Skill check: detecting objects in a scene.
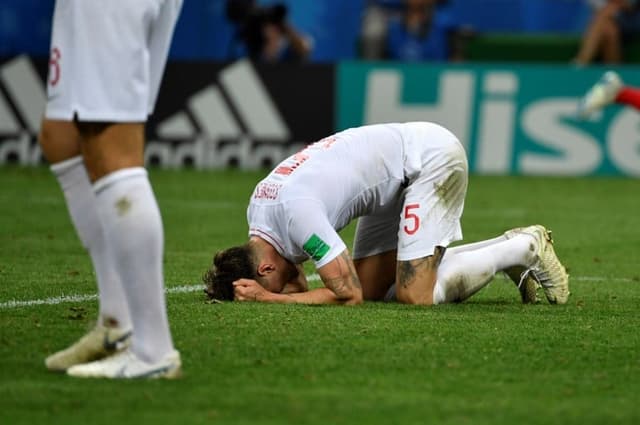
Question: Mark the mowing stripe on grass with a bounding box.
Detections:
[0,274,635,310]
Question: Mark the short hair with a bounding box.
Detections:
[203,244,257,301]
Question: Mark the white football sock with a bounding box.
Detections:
[51,156,131,330]
[447,235,506,254]
[94,167,174,363]
[433,234,537,304]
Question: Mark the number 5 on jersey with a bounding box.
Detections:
[403,204,420,235]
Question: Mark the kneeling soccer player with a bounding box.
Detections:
[204,122,570,306]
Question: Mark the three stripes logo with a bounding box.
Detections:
[147,59,301,169]
[0,57,301,169]
[0,55,46,165]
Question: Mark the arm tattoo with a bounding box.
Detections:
[325,276,351,298]
[343,251,362,289]
[325,252,361,299]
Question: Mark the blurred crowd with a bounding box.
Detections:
[224,0,470,63]
[225,0,312,63]
[359,0,471,62]
[223,0,640,65]
[1,0,640,64]
[575,0,640,65]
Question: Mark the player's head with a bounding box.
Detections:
[203,239,291,301]
[203,244,258,301]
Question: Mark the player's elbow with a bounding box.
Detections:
[346,287,364,305]
[333,285,363,305]
[343,291,363,305]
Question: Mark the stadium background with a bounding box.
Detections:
[1,0,639,176]
[1,3,639,424]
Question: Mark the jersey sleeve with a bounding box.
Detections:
[286,200,347,268]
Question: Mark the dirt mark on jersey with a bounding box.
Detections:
[434,167,466,208]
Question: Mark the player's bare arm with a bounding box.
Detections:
[318,250,363,304]
[395,246,446,305]
[234,250,363,305]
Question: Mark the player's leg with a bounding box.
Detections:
[615,85,640,110]
[78,122,145,179]
[40,120,132,371]
[40,0,133,371]
[75,121,177,371]
[383,231,538,303]
[394,123,468,305]
[352,207,448,303]
[55,0,182,379]
[432,225,569,304]
[395,248,445,305]
[447,232,540,303]
[431,232,539,303]
[579,69,640,117]
[577,71,623,118]
[352,205,401,300]
[446,235,507,254]
[353,250,397,300]
[390,124,554,305]
[39,120,80,163]
[354,216,506,303]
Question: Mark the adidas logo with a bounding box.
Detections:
[147,59,304,169]
[0,57,303,169]
[0,55,46,165]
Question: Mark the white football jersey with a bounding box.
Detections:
[248,122,467,267]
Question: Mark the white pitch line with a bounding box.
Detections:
[0,274,634,310]
[571,276,636,282]
[0,275,322,310]
[0,293,99,309]
[0,286,202,310]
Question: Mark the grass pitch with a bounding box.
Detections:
[1,166,639,425]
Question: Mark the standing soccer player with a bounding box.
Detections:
[40,0,183,379]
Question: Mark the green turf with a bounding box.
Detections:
[1,166,639,425]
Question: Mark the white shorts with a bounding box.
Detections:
[45,0,183,122]
[352,122,468,261]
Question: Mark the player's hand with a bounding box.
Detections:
[233,279,269,302]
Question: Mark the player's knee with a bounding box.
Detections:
[343,287,364,305]
[395,256,440,305]
[38,120,52,146]
[39,119,66,146]
[349,295,364,305]
[39,119,82,163]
